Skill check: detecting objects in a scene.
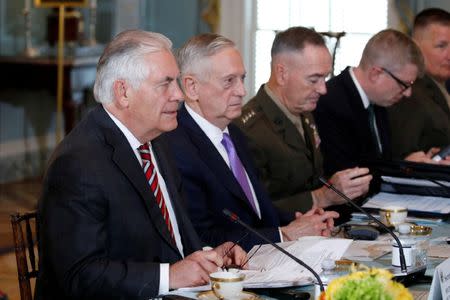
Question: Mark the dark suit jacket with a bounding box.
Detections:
[314,67,392,176]
[36,105,202,300]
[388,74,450,159]
[235,85,323,213]
[164,104,291,251]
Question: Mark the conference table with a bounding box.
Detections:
[170,218,449,299]
[255,219,449,300]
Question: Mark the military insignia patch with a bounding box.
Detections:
[241,109,256,124]
[305,117,321,148]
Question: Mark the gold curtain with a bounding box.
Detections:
[393,0,415,35]
[201,0,220,33]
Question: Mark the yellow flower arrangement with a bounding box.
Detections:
[320,268,412,300]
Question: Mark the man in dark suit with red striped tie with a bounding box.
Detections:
[36,30,246,300]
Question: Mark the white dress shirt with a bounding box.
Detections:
[104,107,183,295]
[349,67,370,109]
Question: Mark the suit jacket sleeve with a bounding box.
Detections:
[315,84,363,174]
[40,154,161,299]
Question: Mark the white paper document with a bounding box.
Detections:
[363,192,450,214]
[428,257,450,300]
[239,237,353,288]
[342,240,391,261]
[177,237,352,292]
[381,176,450,188]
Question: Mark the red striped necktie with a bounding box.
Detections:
[138,143,175,240]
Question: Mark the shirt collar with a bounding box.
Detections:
[264,84,302,125]
[349,67,371,109]
[104,106,143,150]
[185,104,229,146]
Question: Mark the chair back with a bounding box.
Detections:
[10,212,39,300]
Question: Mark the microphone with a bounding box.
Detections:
[222,209,325,292]
[318,177,408,273]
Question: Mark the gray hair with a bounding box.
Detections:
[359,29,425,75]
[93,29,172,104]
[271,26,326,58]
[177,33,236,79]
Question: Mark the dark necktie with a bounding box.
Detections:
[221,133,258,214]
[367,105,383,156]
[138,143,175,240]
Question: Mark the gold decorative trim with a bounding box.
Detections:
[210,274,245,282]
[198,290,260,300]
[34,0,88,8]
[380,207,407,213]
[410,225,432,236]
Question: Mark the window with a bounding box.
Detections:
[253,0,388,94]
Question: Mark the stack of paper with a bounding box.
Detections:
[240,237,353,288]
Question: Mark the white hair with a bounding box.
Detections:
[93,30,173,104]
[177,33,235,80]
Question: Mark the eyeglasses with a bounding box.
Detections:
[239,244,262,269]
[381,67,414,91]
[222,232,263,270]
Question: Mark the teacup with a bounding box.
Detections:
[379,206,407,227]
[210,271,245,299]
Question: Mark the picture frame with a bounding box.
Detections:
[34,0,88,8]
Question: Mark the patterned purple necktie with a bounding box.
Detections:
[221,133,258,213]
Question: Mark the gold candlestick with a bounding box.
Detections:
[23,0,39,57]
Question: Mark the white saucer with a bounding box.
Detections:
[197,290,260,300]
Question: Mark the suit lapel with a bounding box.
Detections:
[96,106,181,255]
[178,105,253,210]
[341,69,375,147]
[150,138,187,253]
[229,125,275,219]
[373,105,391,159]
[424,75,450,116]
[341,68,392,160]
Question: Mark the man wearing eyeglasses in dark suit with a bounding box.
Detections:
[314,29,429,177]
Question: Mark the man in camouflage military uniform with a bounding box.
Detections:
[235,27,372,216]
